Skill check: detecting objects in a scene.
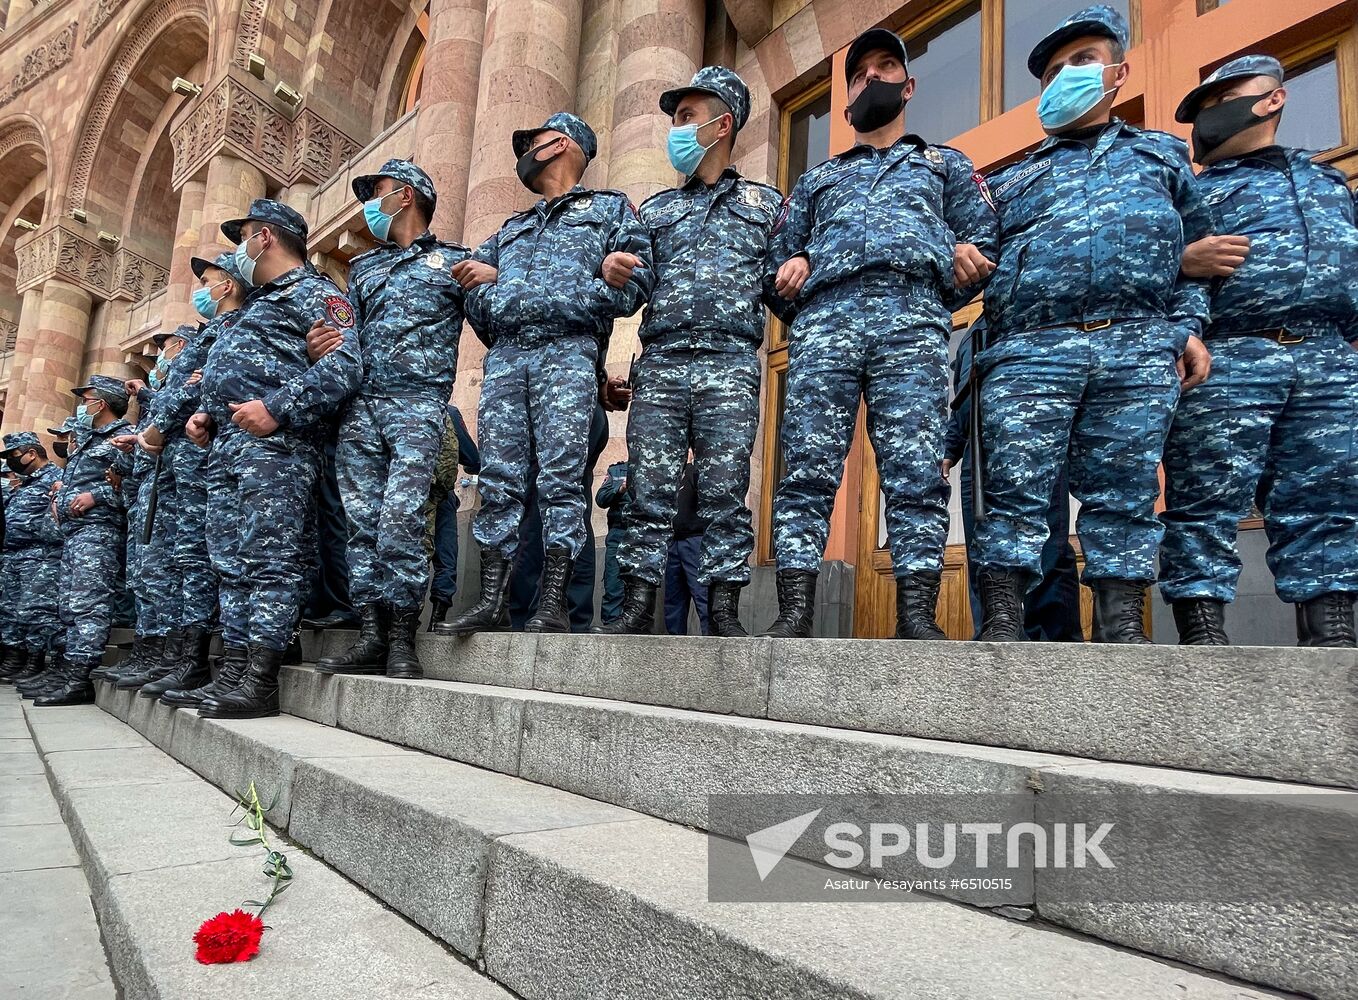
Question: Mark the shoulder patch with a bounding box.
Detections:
[324,295,355,329]
[772,195,792,234]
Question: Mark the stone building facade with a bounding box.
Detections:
[0,0,1352,638]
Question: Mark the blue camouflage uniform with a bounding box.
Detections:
[199,200,363,651]
[338,158,469,612]
[0,434,63,654]
[1160,57,1358,605]
[117,379,180,639]
[766,126,997,577]
[148,297,234,632]
[466,113,654,561]
[54,377,132,667]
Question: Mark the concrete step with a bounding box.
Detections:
[0,690,116,1000]
[95,683,1315,1000]
[19,697,515,1000]
[304,629,1358,790]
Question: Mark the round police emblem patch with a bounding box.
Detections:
[924,147,944,164]
[324,295,355,329]
[573,195,594,212]
[740,186,763,208]
[427,253,446,270]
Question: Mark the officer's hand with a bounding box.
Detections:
[228,400,279,438]
[1177,335,1212,391]
[49,480,62,494]
[185,412,214,448]
[452,260,497,290]
[138,426,165,456]
[1181,235,1251,279]
[124,378,147,395]
[186,369,203,386]
[601,252,643,289]
[775,256,810,300]
[600,376,633,412]
[68,491,95,517]
[941,459,954,479]
[953,244,996,288]
[109,434,138,454]
[306,319,345,362]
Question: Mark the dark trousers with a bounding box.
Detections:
[601,527,624,623]
[663,535,709,636]
[430,492,460,603]
[305,432,356,621]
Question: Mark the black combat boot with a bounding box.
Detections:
[1172,599,1228,646]
[591,577,656,635]
[385,606,423,679]
[199,645,282,720]
[707,581,748,638]
[427,598,451,632]
[140,627,211,699]
[525,547,574,633]
[34,659,97,706]
[116,631,185,689]
[162,645,246,708]
[7,650,44,689]
[761,570,818,638]
[94,634,162,684]
[1091,580,1152,644]
[436,549,512,636]
[1296,593,1356,648]
[17,653,63,698]
[316,604,388,674]
[0,645,29,682]
[975,568,1032,642]
[895,570,947,640]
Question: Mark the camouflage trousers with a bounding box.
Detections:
[0,556,21,646]
[474,336,598,560]
[774,278,951,575]
[11,548,63,652]
[617,348,760,585]
[129,462,180,637]
[59,523,125,666]
[337,394,445,610]
[972,320,1182,583]
[167,436,217,629]
[204,427,319,651]
[1160,333,1358,604]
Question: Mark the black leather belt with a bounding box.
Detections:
[1212,328,1307,344]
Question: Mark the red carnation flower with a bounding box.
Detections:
[193,909,264,964]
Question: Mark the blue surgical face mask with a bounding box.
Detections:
[235,231,263,286]
[76,400,98,429]
[192,284,219,320]
[363,186,408,243]
[148,362,165,390]
[1037,62,1120,131]
[667,115,724,176]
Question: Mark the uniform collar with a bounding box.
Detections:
[90,418,128,439]
[538,184,591,214]
[249,262,312,297]
[682,166,743,192]
[1036,117,1129,158]
[840,133,927,161]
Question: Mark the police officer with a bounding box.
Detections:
[188,200,362,719]
[594,459,630,625]
[0,433,63,685]
[764,28,998,639]
[970,5,1214,644]
[1161,56,1358,648]
[592,67,780,638]
[33,376,132,706]
[427,405,480,629]
[148,252,248,705]
[316,159,469,679]
[439,112,654,635]
[47,416,77,465]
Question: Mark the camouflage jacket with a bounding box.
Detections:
[149,313,232,437]
[983,120,1212,344]
[2,462,62,550]
[54,417,131,532]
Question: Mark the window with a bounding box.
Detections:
[906,2,984,141]
[1277,54,1343,153]
[1003,0,1132,111]
[786,91,832,189]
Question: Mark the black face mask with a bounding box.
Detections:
[5,454,28,474]
[52,441,68,460]
[847,79,908,133]
[1192,93,1281,163]
[516,138,564,192]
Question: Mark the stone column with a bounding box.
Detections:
[17,279,92,436]
[199,153,266,259]
[412,0,488,239]
[5,0,34,31]
[160,179,206,330]
[0,286,43,437]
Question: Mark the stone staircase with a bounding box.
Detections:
[22,632,1358,998]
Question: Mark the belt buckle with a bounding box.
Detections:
[1080,319,1113,333]
[1276,328,1305,345]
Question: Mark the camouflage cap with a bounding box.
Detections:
[845,28,909,83]
[47,416,78,436]
[659,66,752,132]
[1,431,39,455]
[1175,54,1286,123]
[1028,4,1130,79]
[221,198,309,245]
[512,112,598,164]
[352,158,438,212]
[152,323,197,348]
[190,250,245,286]
[71,374,130,408]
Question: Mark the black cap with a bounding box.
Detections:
[845,28,908,83]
